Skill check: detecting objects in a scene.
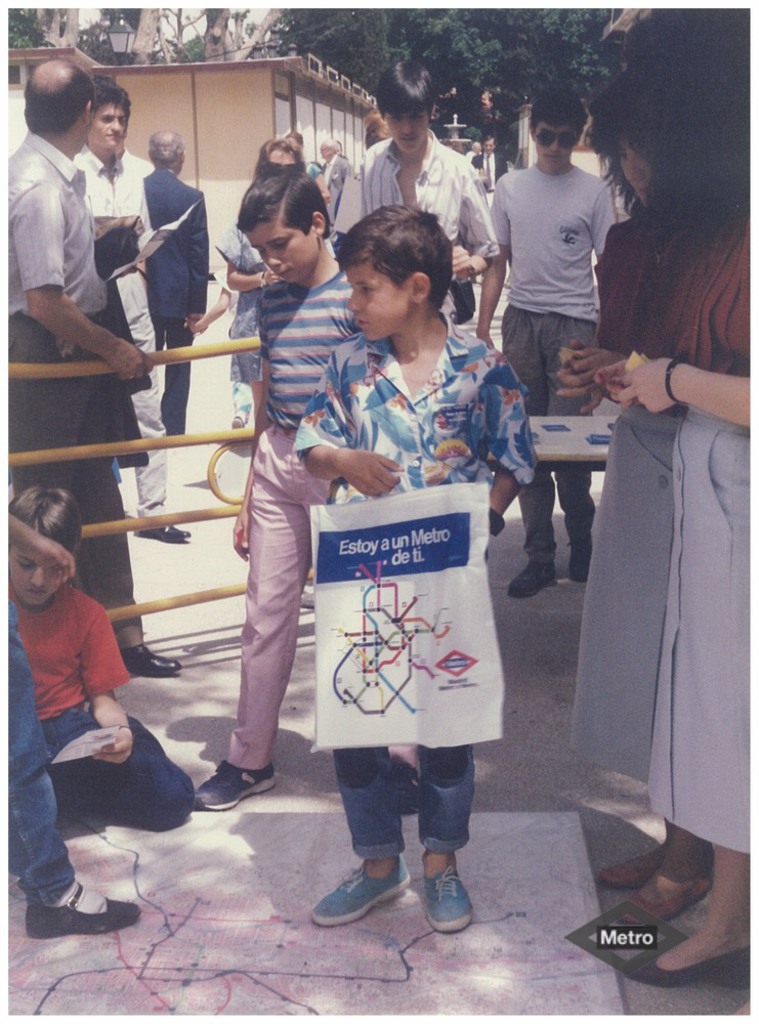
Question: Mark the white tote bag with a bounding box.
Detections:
[311,482,504,750]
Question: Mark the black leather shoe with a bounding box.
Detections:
[26,898,141,939]
[629,947,750,989]
[121,644,181,677]
[507,561,556,598]
[136,526,191,544]
[568,541,592,582]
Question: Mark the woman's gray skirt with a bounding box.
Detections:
[571,405,680,781]
[648,409,749,852]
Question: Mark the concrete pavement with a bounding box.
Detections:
[8,286,749,1016]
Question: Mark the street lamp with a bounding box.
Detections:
[107,16,137,61]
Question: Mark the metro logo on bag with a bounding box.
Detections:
[311,482,505,750]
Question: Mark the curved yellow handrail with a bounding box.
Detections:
[207,441,252,505]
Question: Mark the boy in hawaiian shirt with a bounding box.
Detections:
[296,205,535,933]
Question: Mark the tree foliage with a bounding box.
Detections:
[278,8,390,89]
[9,7,622,136]
[8,8,50,48]
[279,8,621,155]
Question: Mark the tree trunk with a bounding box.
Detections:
[204,8,230,62]
[132,8,161,65]
[236,9,283,61]
[37,8,80,48]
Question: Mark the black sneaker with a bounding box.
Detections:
[568,542,592,583]
[507,561,556,598]
[194,760,275,811]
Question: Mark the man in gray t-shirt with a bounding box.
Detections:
[478,89,616,597]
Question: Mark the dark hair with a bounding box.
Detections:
[530,89,587,137]
[237,169,330,236]
[92,76,131,122]
[376,61,434,118]
[588,9,750,225]
[9,487,82,555]
[338,206,452,309]
[254,136,306,180]
[25,58,94,135]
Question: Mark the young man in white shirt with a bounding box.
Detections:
[77,77,190,549]
[361,61,499,321]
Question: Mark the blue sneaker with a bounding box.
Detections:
[194,760,275,810]
[423,866,473,933]
[312,856,410,926]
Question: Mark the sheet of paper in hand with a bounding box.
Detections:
[108,200,200,279]
[50,726,122,763]
[311,482,504,750]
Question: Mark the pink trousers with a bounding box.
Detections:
[227,426,328,770]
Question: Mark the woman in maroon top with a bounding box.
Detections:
[563,10,749,989]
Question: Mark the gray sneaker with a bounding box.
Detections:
[194,760,275,811]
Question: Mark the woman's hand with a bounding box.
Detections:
[558,348,627,411]
[616,358,675,412]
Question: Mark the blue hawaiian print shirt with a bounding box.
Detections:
[295,319,536,504]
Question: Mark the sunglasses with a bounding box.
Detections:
[535,129,577,149]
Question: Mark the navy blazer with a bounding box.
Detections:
[144,168,209,319]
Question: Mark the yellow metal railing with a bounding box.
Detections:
[10,339,257,620]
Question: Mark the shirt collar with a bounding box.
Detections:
[79,146,124,180]
[386,131,438,182]
[363,314,471,375]
[24,132,80,184]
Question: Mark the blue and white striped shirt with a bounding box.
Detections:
[258,271,357,429]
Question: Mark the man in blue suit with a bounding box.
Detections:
[144,131,209,436]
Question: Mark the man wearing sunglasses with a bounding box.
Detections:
[477,89,616,598]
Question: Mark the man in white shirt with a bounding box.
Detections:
[9,59,180,677]
[361,61,499,321]
[478,89,617,597]
[466,140,482,165]
[77,78,190,546]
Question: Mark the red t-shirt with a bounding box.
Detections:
[11,582,129,721]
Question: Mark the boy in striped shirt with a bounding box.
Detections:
[195,170,356,811]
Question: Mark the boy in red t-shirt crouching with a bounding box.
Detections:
[9,486,194,833]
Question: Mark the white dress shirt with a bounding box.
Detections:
[9,133,106,316]
[361,133,498,261]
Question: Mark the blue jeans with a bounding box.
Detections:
[334,746,474,859]
[43,710,195,833]
[8,603,75,906]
